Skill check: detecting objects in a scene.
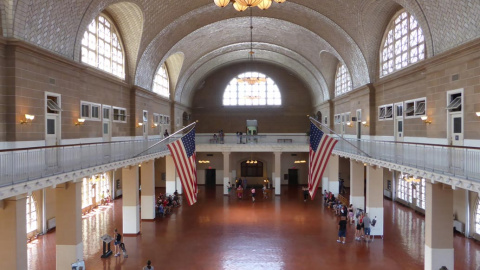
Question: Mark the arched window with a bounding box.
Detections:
[153,64,170,98]
[81,14,125,79]
[380,10,425,77]
[26,195,38,233]
[335,63,352,97]
[223,72,281,106]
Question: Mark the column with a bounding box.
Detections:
[425,183,453,270]
[327,154,339,196]
[350,160,365,210]
[166,155,176,194]
[0,195,27,270]
[274,152,282,195]
[56,182,83,269]
[175,175,183,194]
[141,160,155,220]
[223,151,230,195]
[122,166,140,234]
[366,165,383,237]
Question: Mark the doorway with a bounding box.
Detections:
[288,169,298,186]
[205,169,216,188]
[394,103,403,142]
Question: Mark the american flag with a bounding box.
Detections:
[308,121,338,200]
[167,127,198,205]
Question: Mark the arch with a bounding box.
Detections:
[165,52,185,97]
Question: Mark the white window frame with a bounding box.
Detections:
[46,93,62,115]
[26,195,38,234]
[378,104,393,121]
[80,101,101,121]
[404,97,426,119]
[153,113,160,125]
[344,112,351,123]
[113,106,127,123]
[143,110,148,123]
[356,109,362,122]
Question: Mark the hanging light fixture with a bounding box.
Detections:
[214,0,231,7]
[236,9,267,87]
[214,0,286,11]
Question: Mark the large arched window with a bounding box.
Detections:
[81,14,125,79]
[26,195,38,233]
[380,10,425,77]
[223,72,281,106]
[153,64,170,98]
[335,63,352,97]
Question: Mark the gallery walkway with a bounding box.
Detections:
[28,186,480,269]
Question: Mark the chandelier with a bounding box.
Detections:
[246,160,258,164]
[403,174,421,183]
[214,0,287,11]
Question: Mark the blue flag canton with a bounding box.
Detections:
[310,122,324,152]
[181,128,196,158]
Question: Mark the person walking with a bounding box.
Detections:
[337,216,347,244]
[143,260,154,270]
[251,187,256,203]
[302,186,309,202]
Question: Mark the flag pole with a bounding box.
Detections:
[133,121,197,158]
[308,116,371,158]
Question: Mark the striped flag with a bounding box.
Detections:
[308,121,338,200]
[167,126,198,205]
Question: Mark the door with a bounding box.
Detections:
[45,115,60,169]
[102,105,112,142]
[288,169,298,186]
[394,103,403,141]
[449,113,463,146]
[205,169,216,188]
[356,110,362,139]
[142,110,148,140]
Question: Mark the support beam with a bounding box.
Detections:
[223,152,230,195]
[366,165,383,237]
[141,160,155,220]
[56,182,83,270]
[122,166,140,235]
[327,155,339,196]
[0,195,27,270]
[350,160,365,210]
[274,152,282,195]
[425,183,454,270]
[166,155,176,194]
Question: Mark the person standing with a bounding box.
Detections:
[337,216,347,244]
[164,129,169,138]
[143,260,154,270]
[251,187,256,203]
[302,186,309,202]
[113,228,121,256]
[227,182,232,196]
[363,213,372,242]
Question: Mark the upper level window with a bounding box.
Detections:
[380,10,425,77]
[81,14,125,79]
[153,64,170,98]
[335,64,352,97]
[223,72,281,106]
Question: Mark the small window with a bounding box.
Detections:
[415,101,425,115]
[103,107,110,120]
[47,98,62,113]
[405,102,415,116]
[379,107,386,119]
[356,110,362,122]
[396,104,403,117]
[81,104,90,118]
[446,95,462,111]
[113,107,127,122]
[344,112,351,122]
[385,106,393,119]
[91,105,100,119]
[143,110,148,122]
[153,113,160,124]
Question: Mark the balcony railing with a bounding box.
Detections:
[1,133,479,189]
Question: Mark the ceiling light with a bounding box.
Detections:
[214,0,231,8]
[214,0,287,11]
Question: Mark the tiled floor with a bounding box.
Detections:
[28,186,480,270]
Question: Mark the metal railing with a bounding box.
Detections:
[334,138,480,182]
[1,132,479,189]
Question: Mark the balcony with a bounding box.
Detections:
[0,133,479,199]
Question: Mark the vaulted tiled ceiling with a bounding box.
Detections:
[5,0,480,106]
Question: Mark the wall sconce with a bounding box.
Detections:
[346,121,353,127]
[198,160,210,164]
[421,116,432,124]
[20,114,35,124]
[152,123,158,128]
[75,118,85,126]
[476,112,480,117]
[362,121,369,127]
[136,123,143,128]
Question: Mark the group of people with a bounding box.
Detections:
[212,130,225,144]
[323,190,375,244]
[226,181,269,202]
[155,190,181,217]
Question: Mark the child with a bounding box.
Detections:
[337,216,347,244]
[114,229,121,256]
[251,187,256,203]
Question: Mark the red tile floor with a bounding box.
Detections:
[27,186,480,270]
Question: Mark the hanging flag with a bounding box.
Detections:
[167,126,198,205]
[308,121,338,200]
